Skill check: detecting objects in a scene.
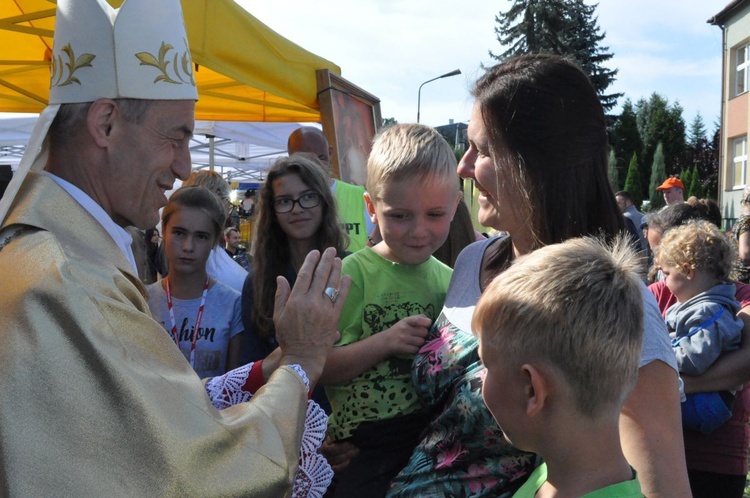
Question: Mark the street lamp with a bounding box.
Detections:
[417,69,462,123]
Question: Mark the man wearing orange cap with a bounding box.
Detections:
[656,176,685,206]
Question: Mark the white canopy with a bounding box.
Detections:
[0,116,312,182]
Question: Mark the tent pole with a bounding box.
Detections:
[208,134,215,172]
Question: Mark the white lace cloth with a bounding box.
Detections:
[205,363,333,497]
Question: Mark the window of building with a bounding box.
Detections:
[737,44,750,96]
[733,136,748,188]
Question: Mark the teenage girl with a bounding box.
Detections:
[241,153,348,364]
[147,185,244,379]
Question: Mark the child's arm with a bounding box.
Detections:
[683,307,750,393]
[319,314,432,386]
[672,305,743,376]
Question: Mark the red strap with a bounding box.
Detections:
[244,360,266,394]
[244,360,313,399]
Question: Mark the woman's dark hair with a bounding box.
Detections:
[472,53,623,275]
[648,196,722,233]
[432,199,476,268]
[252,154,348,338]
[144,228,159,246]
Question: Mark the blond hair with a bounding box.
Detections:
[655,219,737,280]
[366,123,458,201]
[473,235,644,418]
[183,170,231,203]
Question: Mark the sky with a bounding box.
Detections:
[240,0,730,134]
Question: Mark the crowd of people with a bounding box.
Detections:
[2,0,750,496]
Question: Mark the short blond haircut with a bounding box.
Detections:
[473,236,644,418]
[366,123,458,201]
[183,170,231,203]
[655,220,736,280]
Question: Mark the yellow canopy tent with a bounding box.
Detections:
[0,0,341,122]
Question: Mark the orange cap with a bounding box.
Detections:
[656,177,684,191]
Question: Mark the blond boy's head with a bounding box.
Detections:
[364,123,461,265]
[655,219,736,281]
[366,123,458,202]
[474,236,644,433]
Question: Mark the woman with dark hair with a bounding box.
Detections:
[384,54,689,497]
[241,153,348,363]
[646,198,750,498]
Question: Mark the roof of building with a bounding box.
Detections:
[709,0,750,26]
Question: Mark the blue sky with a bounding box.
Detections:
[243,0,729,135]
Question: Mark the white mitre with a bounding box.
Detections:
[0,0,198,224]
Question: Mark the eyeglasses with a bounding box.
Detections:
[273,192,322,214]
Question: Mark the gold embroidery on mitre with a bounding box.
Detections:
[135,39,195,86]
[50,44,96,88]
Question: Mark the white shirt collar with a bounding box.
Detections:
[43,172,138,273]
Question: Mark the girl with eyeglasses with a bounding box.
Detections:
[241,154,348,376]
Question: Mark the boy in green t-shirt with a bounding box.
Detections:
[474,236,646,498]
[321,123,462,497]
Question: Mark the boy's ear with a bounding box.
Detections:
[364,192,378,225]
[521,364,549,417]
[682,264,695,280]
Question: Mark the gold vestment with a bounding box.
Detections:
[0,173,306,496]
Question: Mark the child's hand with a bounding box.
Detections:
[383,314,432,355]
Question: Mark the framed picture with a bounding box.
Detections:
[316,69,382,186]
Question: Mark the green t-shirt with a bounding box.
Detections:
[325,247,453,440]
[513,463,644,498]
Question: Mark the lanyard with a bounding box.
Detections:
[165,277,209,368]
[671,307,725,348]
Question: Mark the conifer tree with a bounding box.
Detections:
[623,153,643,209]
[681,168,693,197]
[490,0,621,111]
[610,99,643,183]
[690,164,704,199]
[608,149,620,191]
[649,143,667,211]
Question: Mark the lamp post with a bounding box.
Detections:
[417,69,462,123]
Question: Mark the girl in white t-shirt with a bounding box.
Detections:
[147,186,243,379]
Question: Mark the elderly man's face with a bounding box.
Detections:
[106,100,194,229]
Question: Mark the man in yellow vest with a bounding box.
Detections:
[288,127,375,252]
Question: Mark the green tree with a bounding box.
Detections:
[681,167,692,197]
[623,153,643,209]
[382,117,397,128]
[687,113,707,150]
[649,143,667,211]
[610,99,643,183]
[689,164,704,199]
[686,115,719,199]
[608,149,620,191]
[490,0,621,112]
[635,93,687,193]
